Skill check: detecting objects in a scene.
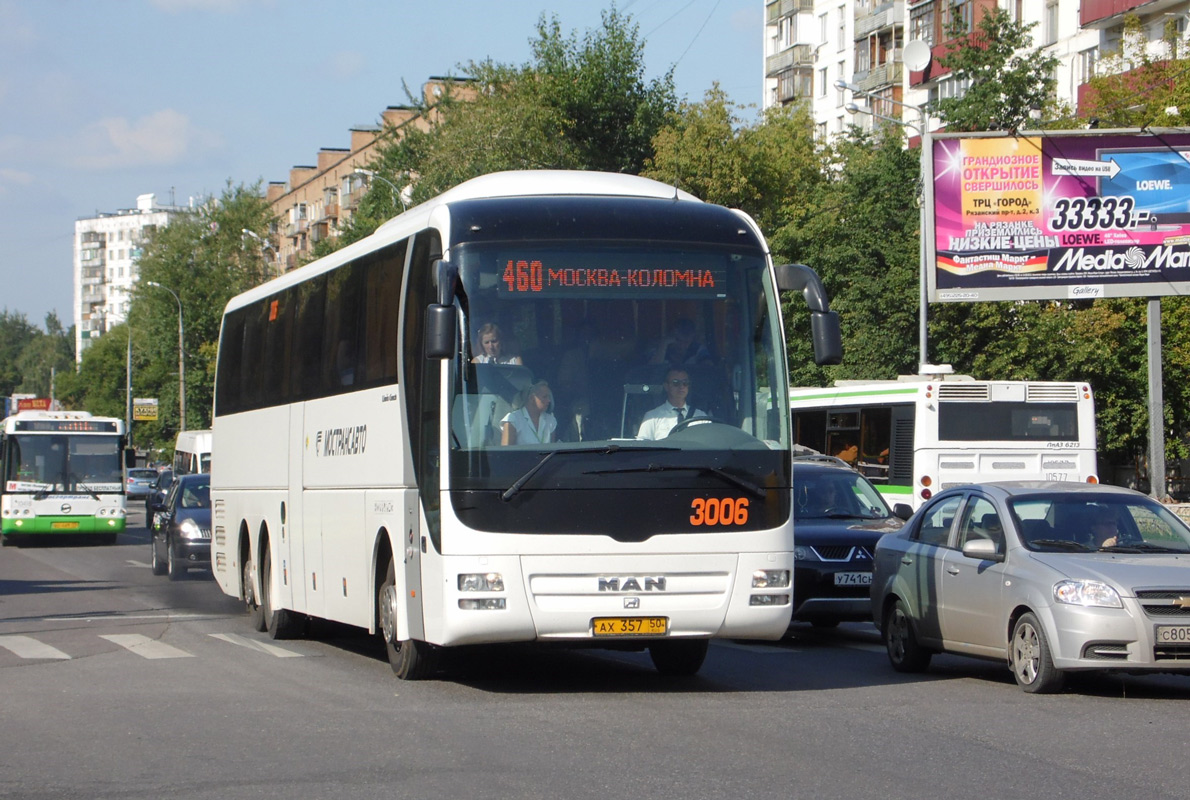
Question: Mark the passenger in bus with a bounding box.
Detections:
[648,318,713,367]
[501,380,557,445]
[832,438,859,466]
[472,323,523,365]
[637,368,706,440]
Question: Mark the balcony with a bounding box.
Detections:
[309,221,330,243]
[855,61,903,92]
[1081,0,1180,28]
[285,219,308,238]
[766,44,813,77]
[855,2,903,40]
[766,0,813,23]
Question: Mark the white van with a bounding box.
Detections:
[173,429,212,475]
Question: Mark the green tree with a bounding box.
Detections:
[1081,14,1190,127]
[772,127,921,386]
[0,310,38,398]
[15,312,75,398]
[325,6,676,252]
[933,7,1059,132]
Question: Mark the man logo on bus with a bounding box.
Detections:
[598,577,667,592]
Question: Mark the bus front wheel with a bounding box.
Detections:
[379,558,436,680]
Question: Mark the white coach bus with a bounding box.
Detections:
[790,370,1099,510]
[210,170,841,679]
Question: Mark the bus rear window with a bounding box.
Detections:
[938,402,1079,442]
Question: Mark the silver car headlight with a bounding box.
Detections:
[1053,580,1122,609]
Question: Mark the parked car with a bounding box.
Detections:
[791,456,907,628]
[125,467,158,499]
[145,469,174,518]
[150,473,211,581]
[871,481,1190,693]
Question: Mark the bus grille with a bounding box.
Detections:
[1026,384,1080,402]
[937,384,989,400]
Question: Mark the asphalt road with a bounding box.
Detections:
[3,511,1190,800]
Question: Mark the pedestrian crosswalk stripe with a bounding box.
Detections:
[100,634,193,659]
[0,635,71,660]
[209,633,304,658]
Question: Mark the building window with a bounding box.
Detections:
[817,121,828,140]
[856,40,872,73]
[1078,47,1098,85]
[944,0,973,36]
[819,12,827,43]
[818,67,828,96]
[837,61,846,105]
[910,5,935,47]
[1044,1,1058,46]
[837,5,846,51]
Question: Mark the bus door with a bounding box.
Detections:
[283,405,304,614]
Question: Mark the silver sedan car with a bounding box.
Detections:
[871,481,1190,693]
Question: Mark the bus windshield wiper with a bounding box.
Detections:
[585,463,767,499]
[501,444,678,502]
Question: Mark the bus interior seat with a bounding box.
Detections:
[621,383,664,438]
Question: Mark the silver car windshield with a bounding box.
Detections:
[1011,495,1190,553]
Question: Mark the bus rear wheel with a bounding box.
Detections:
[649,639,709,676]
[243,549,267,632]
[379,558,436,680]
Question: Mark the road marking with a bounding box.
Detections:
[209,633,304,658]
[100,634,193,659]
[0,635,71,660]
[127,560,151,568]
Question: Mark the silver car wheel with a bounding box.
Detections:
[1012,621,1040,684]
[1010,612,1063,693]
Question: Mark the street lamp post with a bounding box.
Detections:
[837,79,931,370]
[147,281,185,432]
[242,228,279,278]
[352,168,408,210]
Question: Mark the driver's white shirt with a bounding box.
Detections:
[637,403,704,440]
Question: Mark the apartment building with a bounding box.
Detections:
[73,192,188,362]
[765,0,1190,135]
[266,78,469,272]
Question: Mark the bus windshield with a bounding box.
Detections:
[447,240,790,496]
[3,434,124,493]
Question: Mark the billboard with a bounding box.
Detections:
[928,129,1190,302]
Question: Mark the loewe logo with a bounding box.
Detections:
[598,577,666,592]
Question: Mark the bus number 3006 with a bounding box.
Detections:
[690,497,749,526]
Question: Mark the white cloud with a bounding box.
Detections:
[66,109,223,170]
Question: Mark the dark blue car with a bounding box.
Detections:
[791,457,907,628]
[150,473,211,580]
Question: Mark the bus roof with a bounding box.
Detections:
[222,170,750,315]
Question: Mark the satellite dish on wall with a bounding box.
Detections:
[903,39,932,72]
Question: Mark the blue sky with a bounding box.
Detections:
[0,0,763,329]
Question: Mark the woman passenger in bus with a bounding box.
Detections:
[501,380,557,445]
[472,323,523,365]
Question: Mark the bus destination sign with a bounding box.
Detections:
[497,252,728,299]
[14,420,119,433]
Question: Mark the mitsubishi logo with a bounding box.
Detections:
[60,503,72,514]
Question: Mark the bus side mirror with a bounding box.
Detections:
[125,448,137,468]
[426,258,460,360]
[775,263,843,366]
[425,305,456,359]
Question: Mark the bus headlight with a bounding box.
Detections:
[459,598,507,610]
[752,569,791,588]
[750,594,790,606]
[458,573,504,592]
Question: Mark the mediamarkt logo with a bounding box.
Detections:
[1052,245,1190,272]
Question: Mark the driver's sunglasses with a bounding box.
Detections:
[668,379,690,386]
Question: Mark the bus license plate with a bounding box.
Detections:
[592,617,668,636]
[51,521,79,530]
[1155,625,1190,644]
[834,572,872,587]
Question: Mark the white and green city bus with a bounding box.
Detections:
[0,410,128,544]
[210,170,841,679]
[790,371,1099,510]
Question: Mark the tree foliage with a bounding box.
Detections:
[933,8,1059,132]
[1081,14,1190,128]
